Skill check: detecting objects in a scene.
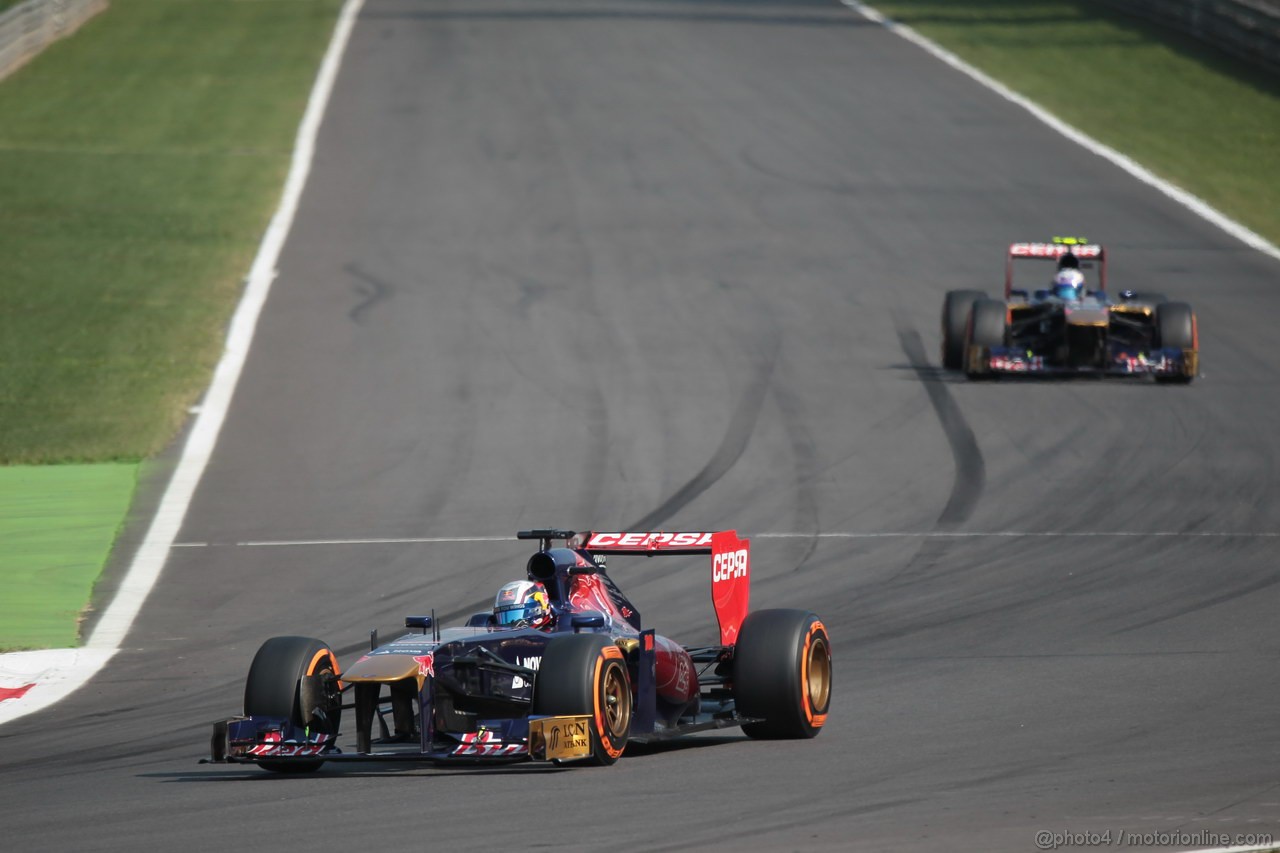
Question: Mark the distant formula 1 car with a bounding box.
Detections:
[940,238,1198,382]
[207,529,832,772]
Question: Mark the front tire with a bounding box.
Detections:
[243,635,341,773]
[733,609,831,739]
[942,289,987,370]
[532,634,631,765]
[964,298,1007,379]
[1155,301,1196,384]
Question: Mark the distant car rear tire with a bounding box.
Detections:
[243,635,341,773]
[1155,301,1196,384]
[942,289,987,370]
[734,609,831,739]
[532,634,631,765]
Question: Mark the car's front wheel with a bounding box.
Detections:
[243,635,341,773]
[532,634,631,765]
[964,298,1008,379]
[1155,301,1196,384]
[942,289,988,370]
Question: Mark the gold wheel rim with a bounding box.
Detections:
[806,636,831,714]
[601,662,632,738]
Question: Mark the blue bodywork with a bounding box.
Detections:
[211,542,739,768]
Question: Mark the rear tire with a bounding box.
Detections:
[964,298,1007,379]
[941,289,987,370]
[734,609,831,739]
[532,634,631,765]
[1155,301,1196,384]
[243,636,341,773]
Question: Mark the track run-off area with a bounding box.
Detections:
[4,1,1280,851]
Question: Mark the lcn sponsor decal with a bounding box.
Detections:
[550,720,590,753]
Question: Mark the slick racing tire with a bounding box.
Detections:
[964,298,1007,380]
[243,636,342,773]
[733,609,831,740]
[1155,301,1196,385]
[941,289,987,370]
[532,634,631,766]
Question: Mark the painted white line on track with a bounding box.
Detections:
[755,531,1280,539]
[0,0,367,727]
[237,536,512,547]
[157,530,1280,549]
[840,1,1280,263]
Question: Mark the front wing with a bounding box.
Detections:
[969,345,1196,378]
[210,712,597,766]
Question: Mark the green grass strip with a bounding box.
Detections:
[0,0,343,464]
[867,0,1280,246]
[0,464,137,650]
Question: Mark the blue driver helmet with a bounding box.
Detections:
[493,580,552,629]
[1051,268,1086,301]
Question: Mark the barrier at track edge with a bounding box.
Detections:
[0,0,108,82]
[1094,0,1280,74]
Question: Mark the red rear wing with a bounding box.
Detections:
[580,530,751,646]
[1005,241,1107,297]
[1007,242,1104,260]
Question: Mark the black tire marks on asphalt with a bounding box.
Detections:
[345,263,394,324]
[626,333,779,532]
[895,318,985,527]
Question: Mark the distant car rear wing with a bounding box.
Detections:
[516,529,751,646]
[1005,240,1107,297]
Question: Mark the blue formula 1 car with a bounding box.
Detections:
[207,529,832,771]
[941,238,1199,382]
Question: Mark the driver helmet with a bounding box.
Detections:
[493,580,552,629]
[1051,268,1086,301]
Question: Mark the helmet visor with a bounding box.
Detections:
[495,604,534,626]
[1053,284,1081,301]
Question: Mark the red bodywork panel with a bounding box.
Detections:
[567,570,698,704]
[580,529,751,648]
[710,531,750,646]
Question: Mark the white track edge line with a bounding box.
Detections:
[157,530,1280,548]
[0,0,366,727]
[841,1,1280,263]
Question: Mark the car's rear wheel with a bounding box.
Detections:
[1155,301,1196,384]
[734,609,831,739]
[532,634,631,765]
[942,289,987,370]
[243,635,341,773]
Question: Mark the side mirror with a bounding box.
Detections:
[405,615,433,633]
[571,612,606,632]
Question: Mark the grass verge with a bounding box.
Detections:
[866,0,1280,246]
[0,0,343,464]
[0,0,342,650]
[0,464,137,650]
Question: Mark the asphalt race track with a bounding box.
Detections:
[4,1,1280,850]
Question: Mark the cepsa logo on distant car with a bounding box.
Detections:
[586,532,714,548]
[713,548,749,582]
